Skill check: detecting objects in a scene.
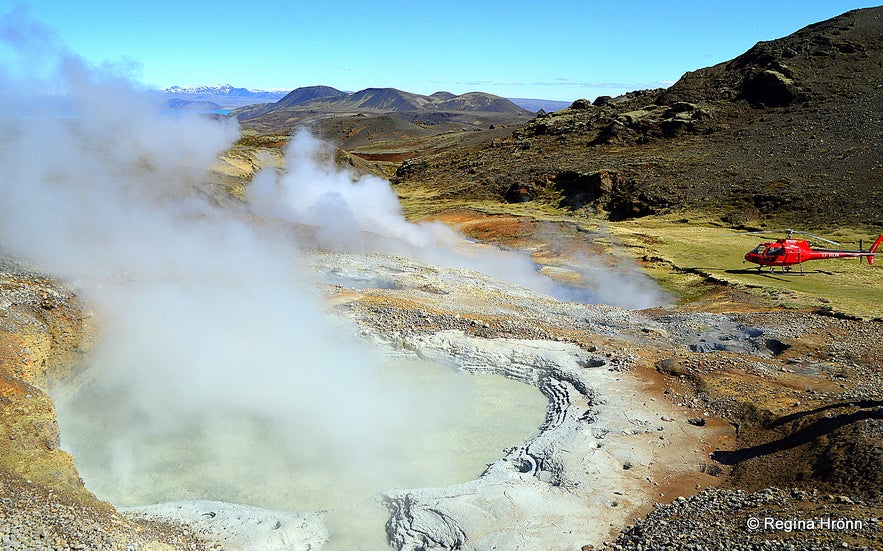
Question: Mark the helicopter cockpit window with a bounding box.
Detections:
[750,245,764,254]
[765,247,784,258]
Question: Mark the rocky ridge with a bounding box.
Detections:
[390,7,883,229]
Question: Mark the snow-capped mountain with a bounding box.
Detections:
[159,84,290,109]
[164,84,287,98]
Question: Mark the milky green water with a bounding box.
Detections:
[56,359,547,550]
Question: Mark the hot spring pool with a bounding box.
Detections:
[55,358,547,549]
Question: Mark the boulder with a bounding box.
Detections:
[570,98,592,109]
[504,183,535,203]
[554,169,623,209]
[740,69,799,107]
[592,95,612,106]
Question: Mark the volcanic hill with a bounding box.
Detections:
[232,86,534,150]
[389,7,883,230]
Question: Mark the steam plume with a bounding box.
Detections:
[0,6,443,506]
[248,130,670,308]
[0,7,668,540]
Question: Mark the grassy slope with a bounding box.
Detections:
[395,183,882,319]
[385,8,883,309]
[609,216,883,319]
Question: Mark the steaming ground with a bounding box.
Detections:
[0,17,679,550]
[249,129,670,310]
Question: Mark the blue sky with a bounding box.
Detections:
[4,0,879,101]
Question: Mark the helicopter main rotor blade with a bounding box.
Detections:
[789,231,840,246]
[726,228,840,246]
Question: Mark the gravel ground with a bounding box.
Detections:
[0,472,212,551]
[606,487,882,551]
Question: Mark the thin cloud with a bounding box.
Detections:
[460,80,525,87]
[454,79,675,90]
[530,80,675,89]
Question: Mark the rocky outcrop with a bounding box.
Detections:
[514,92,717,148]
[504,168,667,220]
[552,169,621,209]
[590,101,717,145]
[739,68,798,108]
[0,257,92,497]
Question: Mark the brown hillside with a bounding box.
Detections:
[392,7,883,230]
[233,87,533,144]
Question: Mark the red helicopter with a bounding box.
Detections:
[741,229,883,273]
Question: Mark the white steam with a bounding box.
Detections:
[247,131,670,309]
[0,8,442,497]
[249,129,568,294]
[249,130,460,251]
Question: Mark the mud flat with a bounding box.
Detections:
[57,352,549,551]
[6,248,735,551]
[315,252,734,550]
[375,330,726,550]
[122,501,327,551]
[110,327,726,551]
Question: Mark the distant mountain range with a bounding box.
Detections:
[159,84,290,109]
[233,86,534,121]
[228,86,550,139]
[159,84,571,113]
[163,84,289,100]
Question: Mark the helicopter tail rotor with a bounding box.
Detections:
[867,235,883,265]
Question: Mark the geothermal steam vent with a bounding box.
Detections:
[2,62,685,550]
